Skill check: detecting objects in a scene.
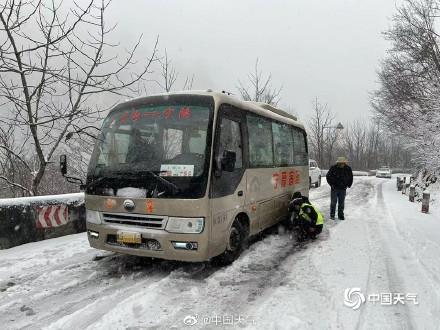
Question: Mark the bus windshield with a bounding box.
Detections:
[87,97,213,199]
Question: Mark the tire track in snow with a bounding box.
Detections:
[120,234,315,329]
[155,185,339,329]
[355,180,414,330]
[0,252,210,330]
[375,180,440,328]
[1,183,336,330]
[144,185,338,329]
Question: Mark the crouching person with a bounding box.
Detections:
[288,192,324,240]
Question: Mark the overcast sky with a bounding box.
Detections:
[105,0,399,123]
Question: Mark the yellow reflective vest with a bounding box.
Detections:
[299,203,324,226]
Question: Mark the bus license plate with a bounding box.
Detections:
[117,231,142,244]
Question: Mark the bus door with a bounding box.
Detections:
[210,105,246,247]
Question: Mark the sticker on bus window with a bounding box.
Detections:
[160,164,194,177]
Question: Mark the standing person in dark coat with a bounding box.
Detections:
[326,157,353,220]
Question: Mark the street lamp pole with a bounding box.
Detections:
[321,122,344,168]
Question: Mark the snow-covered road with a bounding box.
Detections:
[0,176,439,330]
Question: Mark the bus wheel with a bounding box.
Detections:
[213,220,245,266]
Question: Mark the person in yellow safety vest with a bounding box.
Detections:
[289,191,324,240]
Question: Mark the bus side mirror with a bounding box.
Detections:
[221,150,236,172]
[60,154,67,176]
[59,154,85,186]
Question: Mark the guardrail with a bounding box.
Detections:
[396,176,431,214]
[0,193,85,249]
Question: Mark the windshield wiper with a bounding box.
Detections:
[145,170,180,194]
[82,174,124,191]
[81,176,106,191]
[114,170,180,194]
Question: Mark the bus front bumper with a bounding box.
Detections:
[86,222,210,262]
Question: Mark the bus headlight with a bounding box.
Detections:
[165,217,204,234]
[86,209,102,224]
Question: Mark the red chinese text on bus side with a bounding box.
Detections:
[273,170,300,189]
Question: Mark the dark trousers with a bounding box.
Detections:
[330,189,346,217]
[297,218,323,239]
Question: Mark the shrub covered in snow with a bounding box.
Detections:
[413,170,439,205]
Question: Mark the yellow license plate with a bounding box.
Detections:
[117,231,142,244]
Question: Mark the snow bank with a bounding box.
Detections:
[321,169,371,176]
[116,188,146,198]
[0,193,84,208]
[352,170,369,176]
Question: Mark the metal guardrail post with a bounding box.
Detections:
[421,191,430,213]
[409,185,415,202]
[402,177,407,194]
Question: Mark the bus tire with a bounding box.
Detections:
[213,219,245,266]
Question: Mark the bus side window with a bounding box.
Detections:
[272,122,294,167]
[291,127,308,166]
[218,118,242,169]
[212,115,244,198]
[247,115,273,167]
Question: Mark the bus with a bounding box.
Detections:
[62,91,309,264]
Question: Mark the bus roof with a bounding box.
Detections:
[114,90,305,130]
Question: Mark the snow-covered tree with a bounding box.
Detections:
[372,0,440,173]
[0,0,158,196]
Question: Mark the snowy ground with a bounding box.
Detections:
[0,176,439,330]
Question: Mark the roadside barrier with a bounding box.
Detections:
[395,174,431,214]
[397,177,403,191]
[402,177,407,194]
[0,193,85,249]
[409,185,415,202]
[422,191,430,213]
[36,205,69,228]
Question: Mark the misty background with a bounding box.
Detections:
[104,0,399,121]
[6,0,434,198]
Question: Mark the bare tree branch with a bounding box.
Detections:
[237,58,282,106]
[0,0,159,195]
